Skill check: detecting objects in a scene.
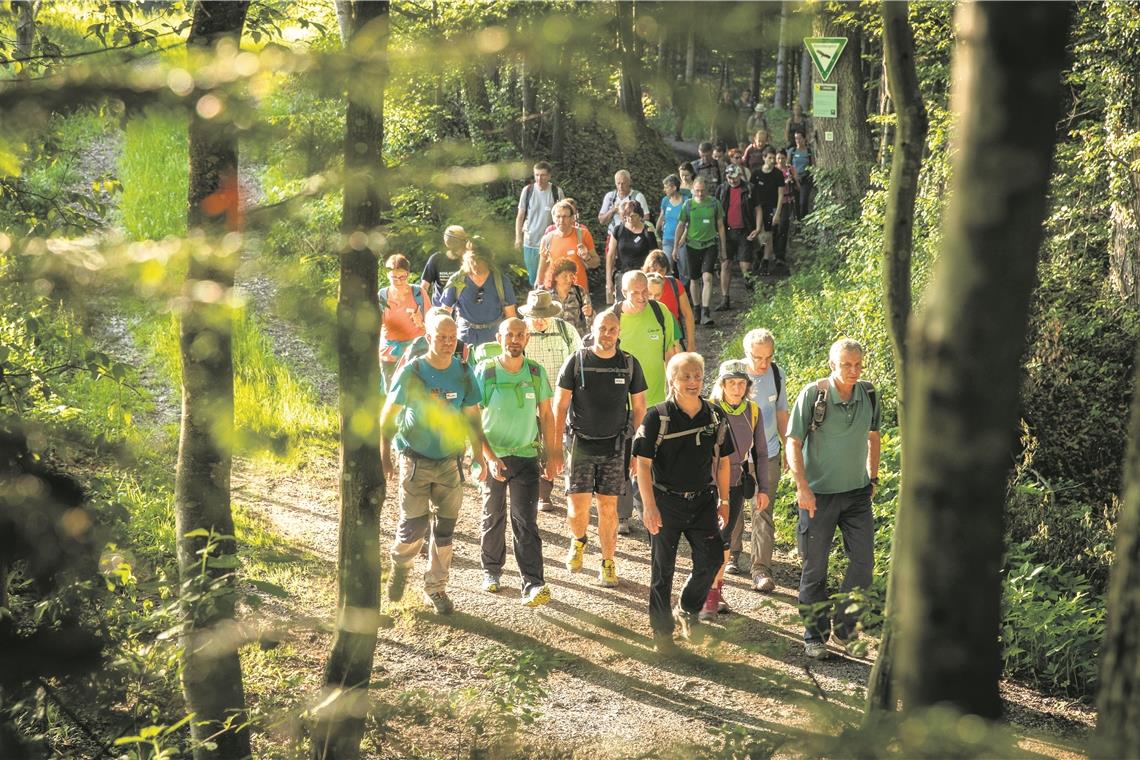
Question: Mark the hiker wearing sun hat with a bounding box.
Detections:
[521,290,582,511]
[700,359,770,621]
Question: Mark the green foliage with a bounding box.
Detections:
[119,109,188,240]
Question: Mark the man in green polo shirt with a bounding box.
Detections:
[674,176,727,326]
[475,317,559,607]
[615,270,682,533]
[787,338,881,660]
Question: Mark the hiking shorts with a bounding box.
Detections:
[687,244,719,276]
[726,228,753,262]
[566,439,628,496]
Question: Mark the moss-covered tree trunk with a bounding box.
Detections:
[811,7,872,207]
[310,2,388,758]
[895,1,1070,718]
[1095,341,1140,755]
[865,0,926,717]
[175,2,251,758]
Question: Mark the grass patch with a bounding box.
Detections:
[119,108,189,240]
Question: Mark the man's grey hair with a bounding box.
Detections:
[829,338,864,364]
[614,169,631,182]
[665,352,705,401]
[743,328,776,352]
[621,269,647,292]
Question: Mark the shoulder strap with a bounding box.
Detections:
[748,400,759,432]
[808,378,830,434]
[378,286,389,312]
[772,362,783,400]
[556,319,573,349]
[522,182,534,216]
[858,380,878,418]
[653,402,671,450]
[647,301,668,354]
[667,277,680,303]
[480,361,498,407]
[491,269,506,306]
[445,270,466,298]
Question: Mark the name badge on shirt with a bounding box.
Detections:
[445,391,458,400]
[615,377,626,384]
[650,333,661,340]
[525,392,535,399]
[769,394,778,403]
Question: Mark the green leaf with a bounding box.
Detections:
[183,528,211,538]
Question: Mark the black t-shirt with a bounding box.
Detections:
[751,167,785,211]
[422,251,461,304]
[632,400,735,492]
[558,349,648,454]
[612,225,659,276]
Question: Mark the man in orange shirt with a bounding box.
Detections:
[536,199,597,291]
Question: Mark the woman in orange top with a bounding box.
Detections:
[379,253,429,390]
[536,198,595,291]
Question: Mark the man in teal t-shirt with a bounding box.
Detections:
[615,271,681,534]
[381,313,497,616]
[786,338,881,660]
[475,317,558,607]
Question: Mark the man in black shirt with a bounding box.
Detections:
[750,147,786,276]
[633,352,733,654]
[421,225,467,305]
[554,311,648,589]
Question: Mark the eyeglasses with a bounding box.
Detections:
[389,273,409,283]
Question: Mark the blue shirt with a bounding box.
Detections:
[747,363,788,458]
[440,272,516,327]
[389,356,480,459]
[659,196,686,243]
[791,148,812,176]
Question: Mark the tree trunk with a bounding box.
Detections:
[810,10,873,208]
[1108,71,1140,308]
[520,61,537,155]
[877,55,893,167]
[798,43,812,111]
[333,0,352,45]
[1095,341,1140,755]
[177,3,251,759]
[772,2,789,108]
[865,0,927,717]
[657,25,668,79]
[895,1,1071,719]
[309,3,388,759]
[684,28,695,83]
[551,48,569,166]
[616,0,644,123]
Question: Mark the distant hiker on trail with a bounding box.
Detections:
[746,105,769,143]
[727,147,751,184]
[671,74,693,141]
[613,271,682,536]
[751,146,786,277]
[475,317,558,608]
[439,240,517,348]
[382,312,497,616]
[787,338,881,660]
[677,162,696,200]
[727,328,788,590]
[742,128,773,176]
[598,169,649,239]
[737,89,757,142]
[690,141,723,195]
[673,177,726,326]
[790,129,814,219]
[536,198,597,294]
[606,200,658,305]
[701,359,769,622]
[642,250,696,353]
[519,290,581,511]
[379,254,430,391]
[633,352,733,655]
[716,164,761,307]
[421,225,467,306]
[554,310,648,589]
[515,161,565,286]
[713,89,738,150]
[774,149,796,267]
[784,102,809,150]
[658,174,688,282]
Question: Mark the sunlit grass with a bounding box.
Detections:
[119,108,189,240]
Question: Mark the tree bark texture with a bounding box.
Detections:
[520,61,537,155]
[895,1,1071,719]
[865,0,927,717]
[1095,342,1140,756]
[772,2,789,108]
[551,47,569,166]
[13,0,39,63]
[798,44,812,111]
[310,2,388,758]
[684,28,695,83]
[176,2,251,759]
[1108,70,1140,308]
[616,0,644,123]
[811,9,873,208]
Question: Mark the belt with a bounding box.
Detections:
[401,448,457,463]
[463,319,498,330]
[653,485,715,501]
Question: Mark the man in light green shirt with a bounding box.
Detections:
[475,318,559,607]
[787,338,881,660]
[615,271,682,533]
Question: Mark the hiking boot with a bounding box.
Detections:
[752,575,776,593]
[804,641,830,660]
[598,559,619,588]
[386,563,409,603]
[423,590,454,615]
[481,573,501,593]
[699,310,715,326]
[522,584,552,608]
[673,605,704,644]
[565,538,586,572]
[699,585,721,622]
[714,297,731,312]
[717,587,731,614]
[653,633,679,656]
[617,518,631,535]
[759,259,772,276]
[724,555,740,575]
[537,499,555,512]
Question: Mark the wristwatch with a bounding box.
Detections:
[719,498,729,506]
[869,477,879,485]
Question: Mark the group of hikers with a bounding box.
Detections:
[375,147,880,659]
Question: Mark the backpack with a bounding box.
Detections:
[771,362,783,402]
[445,268,507,307]
[478,357,544,409]
[567,348,637,446]
[378,284,425,316]
[612,299,670,359]
[690,158,723,187]
[651,399,729,460]
[807,379,877,435]
[392,335,471,380]
[522,182,563,223]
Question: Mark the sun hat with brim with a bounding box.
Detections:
[716,359,753,387]
[519,289,564,319]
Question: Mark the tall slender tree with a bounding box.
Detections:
[175,2,251,758]
[616,0,644,123]
[895,1,1071,717]
[864,0,926,716]
[310,2,388,758]
[772,2,788,108]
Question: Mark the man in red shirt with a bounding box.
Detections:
[715,165,762,310]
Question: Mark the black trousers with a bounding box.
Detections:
[649,489,724,635]
[481,455,544,591]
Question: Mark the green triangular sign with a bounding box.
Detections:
[804,36,849,82]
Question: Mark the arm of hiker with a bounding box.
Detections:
[553,386,572,444]
[716,452,731,528]
[538,397,561,480]
[675,219,688,251]
[605,235,617,303]
[787,435,815,518]
[868,430,881,495]
[514,199,526,250]
[748,205,762,241]
[637,456,661,535]
[379,399,401,478]
[629,390,647,478]
[466,405,503,482]
[777,408,790,471]
[679,289,697,352]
